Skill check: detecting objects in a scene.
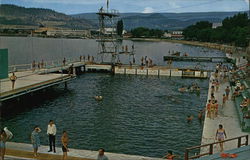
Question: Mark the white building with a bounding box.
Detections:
[163,32,171,38]
[212,23,222,29]
[47,29,91,37]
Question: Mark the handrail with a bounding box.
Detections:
[8,57,83,73]
[185,135,249,160]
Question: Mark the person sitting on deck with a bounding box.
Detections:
[240,84,245,91]
[240,98,249,110]
[231,88,240,100]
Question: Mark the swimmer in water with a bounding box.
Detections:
[178,86,186,92]
[94,96,103,101]
[198,110,203,122]
[187,115,193,123]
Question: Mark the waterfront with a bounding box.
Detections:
[0,37,226,158]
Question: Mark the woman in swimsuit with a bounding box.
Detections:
[215,124,227,152]
[206,100,211,118]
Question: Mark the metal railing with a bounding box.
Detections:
[185,135,249,160]
[8,57,82,73]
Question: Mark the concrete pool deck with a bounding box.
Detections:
[201,74,250,154]
[6,142,163,160]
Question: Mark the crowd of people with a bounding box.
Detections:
[140,56,154,67]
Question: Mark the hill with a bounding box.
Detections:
[0,4,94,29]
[72,11,244,30]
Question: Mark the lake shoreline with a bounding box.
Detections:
[125,38,247,55]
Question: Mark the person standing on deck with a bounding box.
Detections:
[215,124,227,152]
[32,60,36,72]
[97,148,109,160]
[214,100,219,118]
[133,57,135,64]
[141,56,144,66]
[61,131,69,160]
[9,72,17,90]
[225,86,230,100]
[47,120,56,153]
[222,94,227,107]
[215,80,219,92]
[41,59,44,68]
[206,100,212,118]
[0,130,7,160]
[63,58,66,66]
[31,126,41,157]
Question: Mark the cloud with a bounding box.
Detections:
[245,0,249,5]
[142,7,154,13]
[168,1,181,9]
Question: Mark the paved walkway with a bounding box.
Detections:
[6,142,162,160]
[201,73,250,154]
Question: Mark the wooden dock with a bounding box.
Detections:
[0,71,73,102]
[1,59,212,103]
[114,65,209,78]
[163,56,232,63]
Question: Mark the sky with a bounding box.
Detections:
[0,0,249,14]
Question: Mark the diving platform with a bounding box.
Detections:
[114,65,209,78]
[163,56,232,63]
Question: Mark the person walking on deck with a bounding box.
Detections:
[97,148,109,160]
[215,124,227,152]
[61,131,69,160]
[9,72,17,90]
[47,120,57,153]
[31,126,41,157]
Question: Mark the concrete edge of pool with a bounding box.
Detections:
[6,142,163,160]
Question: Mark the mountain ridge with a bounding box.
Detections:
[72,11,245,30]
[0,4,94,29]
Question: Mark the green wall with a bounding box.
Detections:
[0,49,8,79]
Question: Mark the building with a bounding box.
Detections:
[212,22,222,29]
[163,32,172,38]
[46,29,91,38]
[171,31,184,40]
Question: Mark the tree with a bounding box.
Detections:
[183,13,250,47]
[117,20,124,37]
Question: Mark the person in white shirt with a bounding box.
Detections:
[47,120,56,153]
